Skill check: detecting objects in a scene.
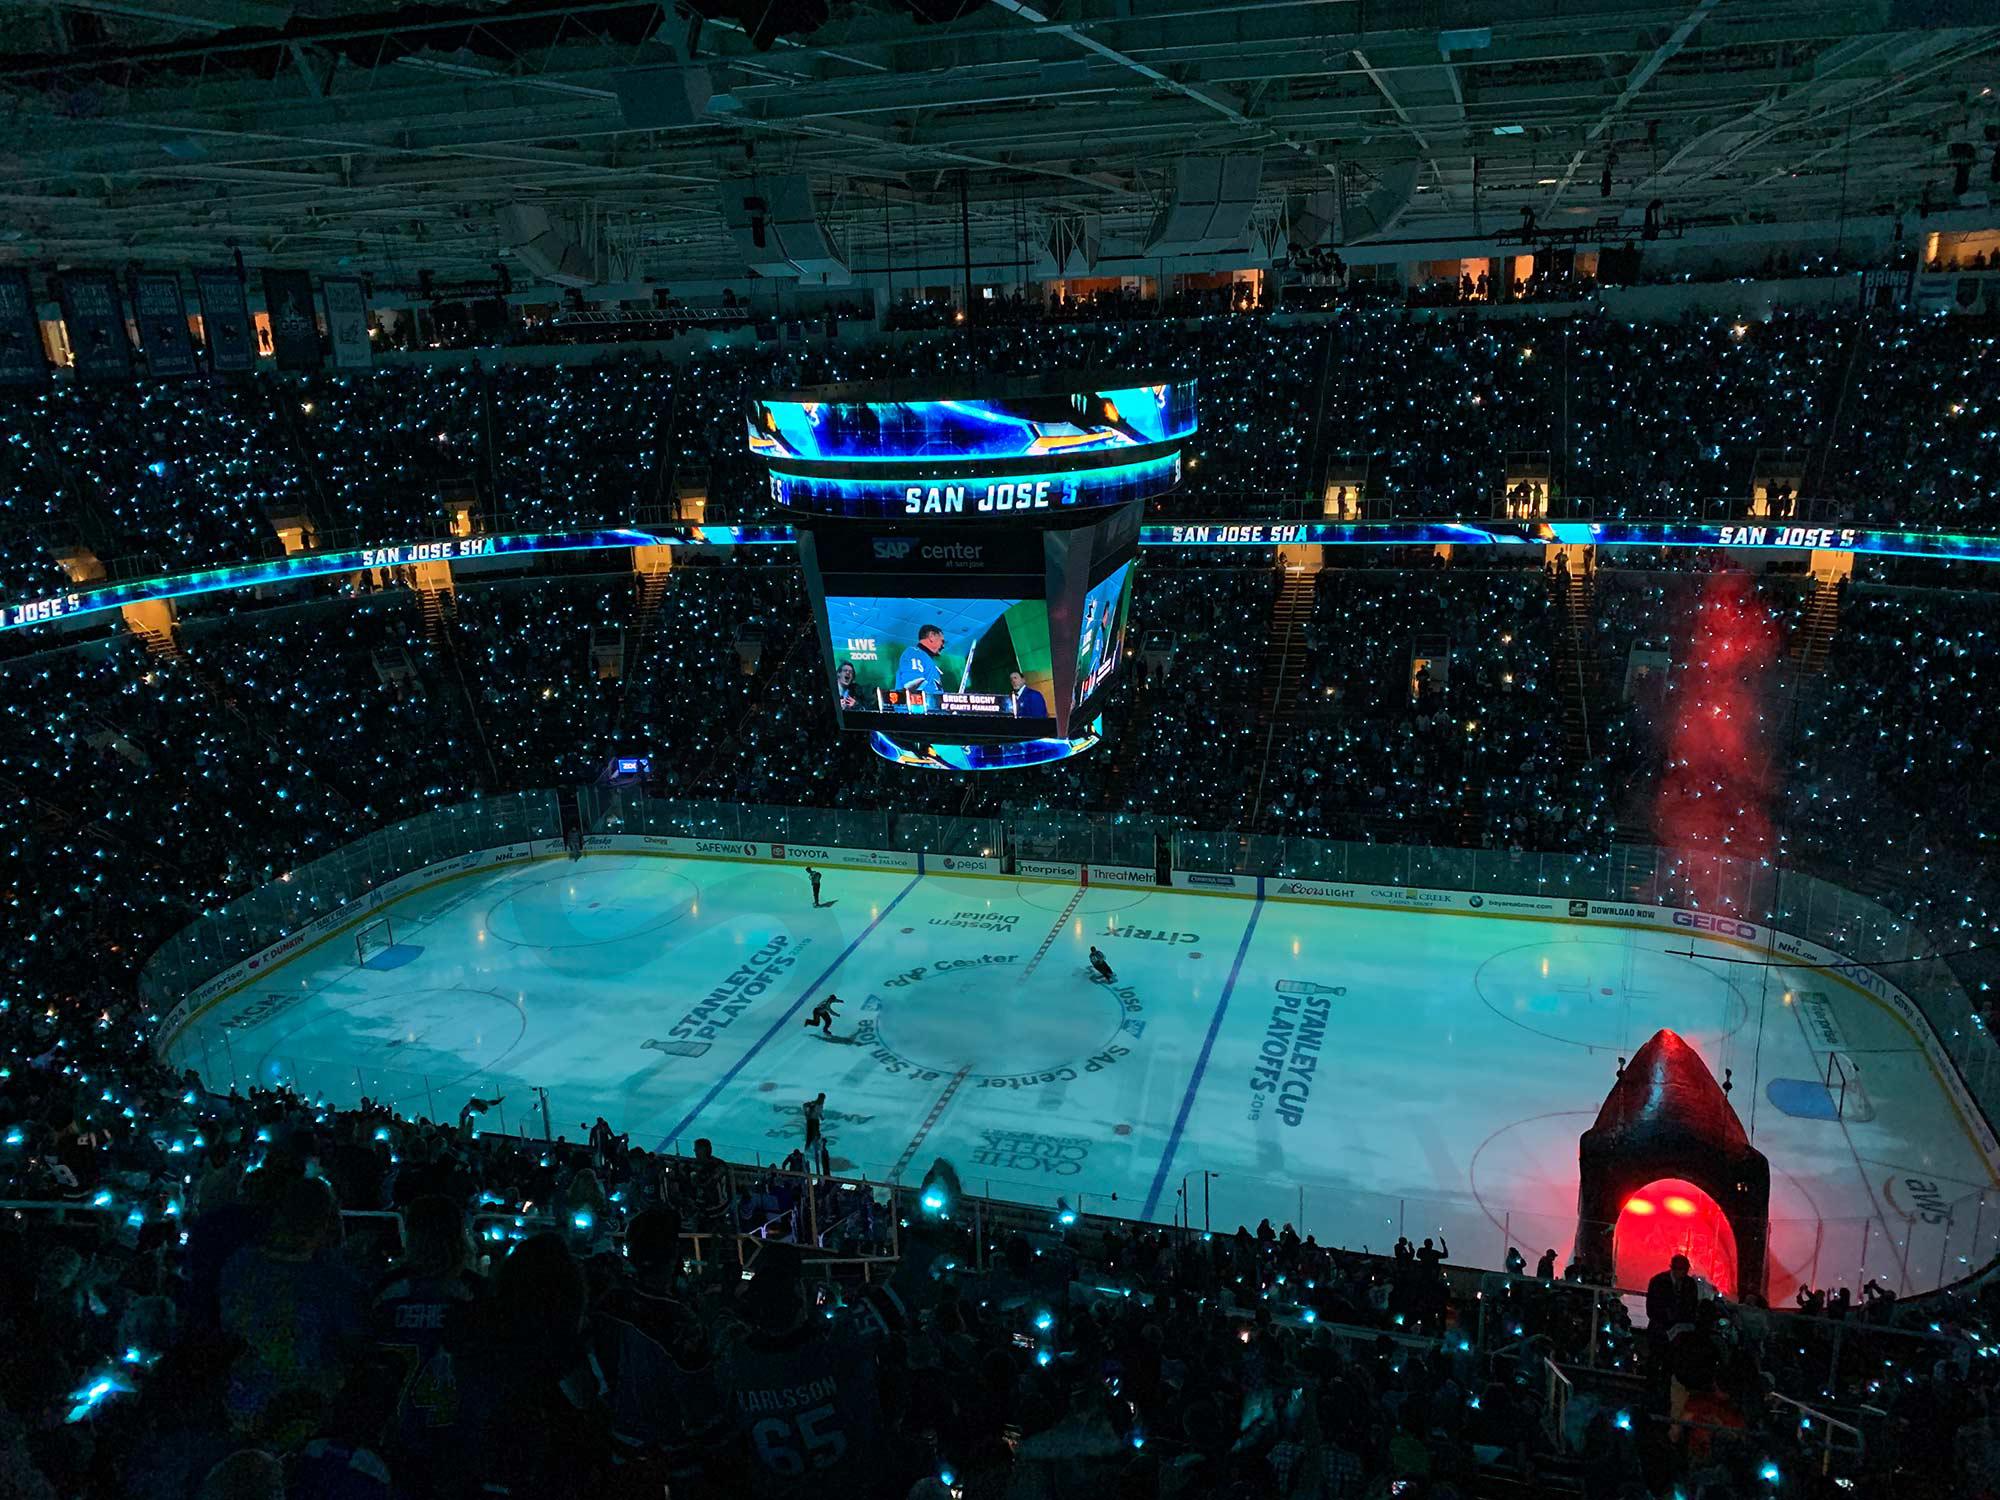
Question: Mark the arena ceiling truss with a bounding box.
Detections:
[0,0,1994,290]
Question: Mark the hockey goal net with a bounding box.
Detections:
[354,917,394,967]
[1822,1050,1871,1121]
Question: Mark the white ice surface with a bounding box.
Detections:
[171,854,1998,1295]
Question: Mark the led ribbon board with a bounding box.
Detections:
[9,519,2000,634]
[766,451,1182,517]
[1139,520,2000,558]
[0,526,789,632]
[868,720,1103,771]
[748,381,1197,519]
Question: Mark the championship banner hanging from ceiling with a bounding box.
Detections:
[195,269,255,372]
[57,270,133,380]
[0,270,46,386]
[261,268,322,370]
[321,278,371,369]
[130,273,197,379]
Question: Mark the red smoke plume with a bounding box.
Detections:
[1653,566,1782,860]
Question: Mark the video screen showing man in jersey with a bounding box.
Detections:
[821,594,1055,721]
[896,624,945,705]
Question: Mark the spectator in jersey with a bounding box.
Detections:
[591,1206,721,1454]
[218,1174,368,1436]
[1007,669,1048,718]
[372,1196,482,1395]
[405,1234,601,1500]
[185,1128,308,1329]
[720,1238,885,1498]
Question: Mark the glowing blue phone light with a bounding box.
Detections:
[64,1373,132,1423]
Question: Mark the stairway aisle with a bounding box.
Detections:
[1240,566,1318,830]
[1790,575,1843,673]
[1551,564,1600,765]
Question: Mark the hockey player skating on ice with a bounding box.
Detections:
[803,993,842,1036]
[1088,945,1116,983]
[802,1091,831,1176]
[807,866,823,907]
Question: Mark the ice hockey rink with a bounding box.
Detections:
[166,852,2000,1299]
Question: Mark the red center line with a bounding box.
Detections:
[1020,883,1088,982]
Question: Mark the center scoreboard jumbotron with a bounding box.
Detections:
[748,375,1196,769]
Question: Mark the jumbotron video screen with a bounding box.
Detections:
[754,375,1183,766]
[797,503,1140,745]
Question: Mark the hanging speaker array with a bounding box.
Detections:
[1340,162,1419,243]
[496,204,606,288]
[1142,155,1264,257]
[717,176,849,282]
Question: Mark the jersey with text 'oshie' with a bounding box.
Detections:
[720,1316,881,1494]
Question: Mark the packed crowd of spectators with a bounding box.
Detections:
[8,550,2000,1033]
[1257,570,1588,848]
[3,306,2000,1496]
[1,306,1997,585]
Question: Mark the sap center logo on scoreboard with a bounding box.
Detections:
[868,537,986,569]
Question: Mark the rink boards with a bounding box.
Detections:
[158,841,2000,1296]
